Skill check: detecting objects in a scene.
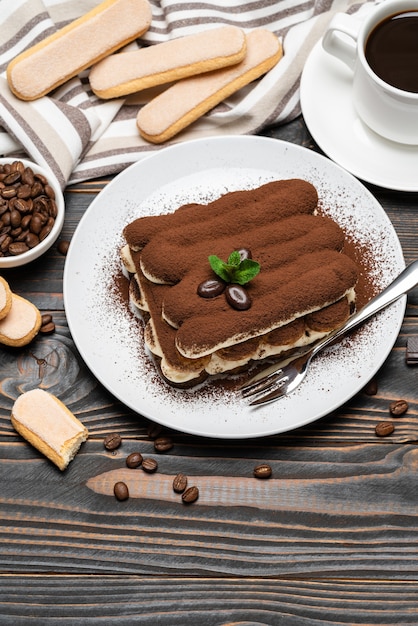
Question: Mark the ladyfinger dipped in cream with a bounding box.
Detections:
[89,26,247,99]
[7,0,152,101]
[136,29,283,144]
[11,389,88,470]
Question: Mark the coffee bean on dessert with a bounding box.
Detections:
[126,452,143,468]
[104,432,122,450]
[253,464,272,479]
[238,248,252,260]
[225,284,251,310]
[375,421,395,437]
[0,161,57,257]
[142,457,158,473]
[154,436,173,453]
[114,481,129,501]
[197,278,225,298]
[173,473,188,493]
[389,399,408,416]
[182,486,199,503]
[57,239,70,255]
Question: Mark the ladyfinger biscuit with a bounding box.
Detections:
[7,0,152,101]
[136,29,283,144]
[0,293,41,347]
[0,276,12,320]
[89,26,246,99]
[11,389,88,471]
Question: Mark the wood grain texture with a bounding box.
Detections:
[1,577,418,625]
[1,312,418,442]
[2,118,418,621]
[1,437,418,578]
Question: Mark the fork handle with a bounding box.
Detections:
[310,259,418,358]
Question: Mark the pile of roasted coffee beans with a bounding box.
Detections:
[0,160,58,257]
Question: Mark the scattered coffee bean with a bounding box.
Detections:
[103,432,122,450]
[142,457,158,473]
[147,421,163,439]
[41,314,53,325]
[39,314,55,334]
[126,452,143,469]
[39,321,56,334]
[225,284,251,310]
[375,421,395,437]
[364,377,378,396]
[197,278,225,298]
[173,473,188,493]
[182,486,199,503]
[253,463,272,479]
[0,160,58,257]
[154,436,173,453]
[389,399,408,416]
[57,239,70,256]
[114,481,129,501]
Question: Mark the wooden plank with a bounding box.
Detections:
[1,311,418,442]
[0,576,418,624]
[1,437,418,578]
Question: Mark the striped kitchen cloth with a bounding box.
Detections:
[0,0,372,188]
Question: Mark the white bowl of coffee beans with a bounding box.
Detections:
[0,158,65,268]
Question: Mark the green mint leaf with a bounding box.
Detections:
[209,252,260,285]
[227,251,241,267]
[208,255,231,282]
[233,259,260,285]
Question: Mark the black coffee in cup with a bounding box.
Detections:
[365,10,418,93]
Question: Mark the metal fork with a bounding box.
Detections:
[241,259,418,406]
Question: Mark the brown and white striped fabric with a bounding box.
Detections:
[0,0,372,188]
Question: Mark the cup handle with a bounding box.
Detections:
[322,13,360,71]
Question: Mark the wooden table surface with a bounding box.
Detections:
[1,118,418,624]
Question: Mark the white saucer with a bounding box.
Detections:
[300,40,418,192]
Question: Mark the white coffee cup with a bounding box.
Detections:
[322,0,418,145]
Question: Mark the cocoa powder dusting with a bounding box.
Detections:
[339,232,378,309]
[136,184,357,359]
[118,179,368,389]
[108,171,399,403]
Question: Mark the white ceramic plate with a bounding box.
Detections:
[63,136,405,439]
[300,41,418,192]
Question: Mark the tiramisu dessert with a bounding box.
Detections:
[120,179,359,387]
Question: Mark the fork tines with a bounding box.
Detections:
[240,369,289,403]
